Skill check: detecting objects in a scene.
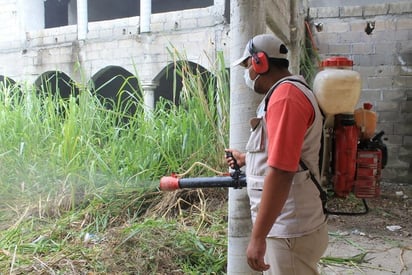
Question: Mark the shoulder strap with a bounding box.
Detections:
[266,78,329,214]
[264,78,311,112]
[299,159,328,215]
[300,159,370,216]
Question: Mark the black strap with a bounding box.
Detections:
[264,78,311,112]
[264,78,328,213]
[299,160,328,215]
[300,159,370,216]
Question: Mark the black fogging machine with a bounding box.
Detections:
[159,152,246,191]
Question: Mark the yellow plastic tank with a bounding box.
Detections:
[313,57,361,115]
[354,102,377,140]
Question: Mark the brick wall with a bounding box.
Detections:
[309,1,412,183]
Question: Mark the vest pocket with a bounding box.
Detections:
[245,117,265,153]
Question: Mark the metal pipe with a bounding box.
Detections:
[159,175,246,191]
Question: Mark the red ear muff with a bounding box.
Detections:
[248,39,269,74]
[252,52,269,74]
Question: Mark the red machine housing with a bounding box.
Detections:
[331,112,384,199]
[314,57,385,200]
[333,114,359,198]
[354,149,382,198]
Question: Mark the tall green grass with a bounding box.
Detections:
[0,51,230,273]
[0,52,229,200]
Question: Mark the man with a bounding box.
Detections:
[226,33,328,274]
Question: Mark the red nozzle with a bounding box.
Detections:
[159,176,180,191]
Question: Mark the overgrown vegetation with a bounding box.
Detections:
[300,20,321,87]
[0,51,230,273]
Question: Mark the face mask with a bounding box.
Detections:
[244,68,260,92]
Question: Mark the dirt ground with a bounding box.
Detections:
[321,182,412,275]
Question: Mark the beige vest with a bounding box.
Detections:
[245,75,326,238]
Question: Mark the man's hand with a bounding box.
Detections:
[246,237,270,271]
[224,149,246,169]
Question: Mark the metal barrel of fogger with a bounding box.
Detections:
[159,175,247,191]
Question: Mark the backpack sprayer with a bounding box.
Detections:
[313,57,388,214]
[159,57,388,215]
[313,57,387,198]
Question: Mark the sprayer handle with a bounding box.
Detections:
[225,151,240,171]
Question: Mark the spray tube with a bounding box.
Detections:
[159,151,246,191]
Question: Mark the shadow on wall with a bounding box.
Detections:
[0,76,16,88]
[35,71,79,98]
[154,61,213,108]
[32,67,142,118]
[1,61,215,116]
[0,76,19,100]
[90,66,141,117]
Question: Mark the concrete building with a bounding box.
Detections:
[0,0,228,109]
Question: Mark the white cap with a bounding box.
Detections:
[232,34,288,67]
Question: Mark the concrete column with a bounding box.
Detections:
[228,0,266,274]
[77,0,88,40]
[140,0,151,33]
[141,80,158,112]
[18,0,44,32]
[289,0,304,74]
